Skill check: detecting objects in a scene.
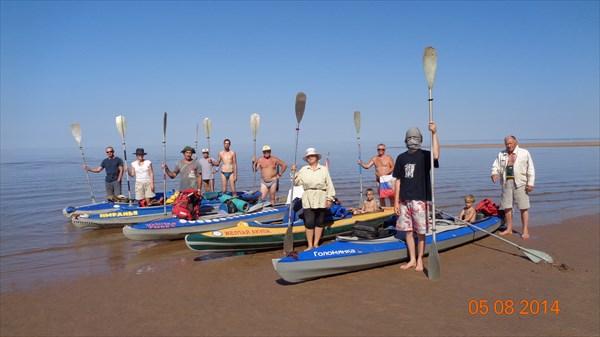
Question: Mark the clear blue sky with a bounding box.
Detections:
[1,1,599,152]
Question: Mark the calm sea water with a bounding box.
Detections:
[1,141,599,292]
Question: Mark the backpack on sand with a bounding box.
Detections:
[172,189,203,220]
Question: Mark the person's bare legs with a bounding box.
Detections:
[220,173,228,194]
[269,183,278,204]
[229,175,237,197]
[521,208,530,239]
[500,208,513,235]
[305,229,314,250]
[314,227,324,248]
[416,233,425,271]
[401,231,417,269]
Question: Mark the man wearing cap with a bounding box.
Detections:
[162,146,202,191]
[127,148,155,205]
[84,146,124,199]
[392,123,439,272]
[198,148,217,192]
[252,145,287,204]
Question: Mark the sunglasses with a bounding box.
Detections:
[106,151,114,153]
[377,148,385,151]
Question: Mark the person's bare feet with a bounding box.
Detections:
[401,261,416,270]
[521,232,530,239]
[499,229,512,235]
[304,247,313,251]
[415,263,424,272]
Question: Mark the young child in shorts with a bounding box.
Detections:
[352,188,381,215]
[459,194,477,222]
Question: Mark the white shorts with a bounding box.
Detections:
[501,180,530,210]
[135,181,155,200]
[396,199,429,235]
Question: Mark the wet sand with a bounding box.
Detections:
[1,213,598,337]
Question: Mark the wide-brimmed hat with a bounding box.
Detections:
[201,148,209,153]
[303,147,322,162]
[181,146,196,154]
[134,148,147,155]
[262,145,271,152]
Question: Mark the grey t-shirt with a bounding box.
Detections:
[173,160,200,190]
[198,157,214,180]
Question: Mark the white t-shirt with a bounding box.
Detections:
[132,160,152,184]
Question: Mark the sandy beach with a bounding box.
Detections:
[1,213,598,337]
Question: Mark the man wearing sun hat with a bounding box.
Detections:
[252,145,287,203]
[127,148,155,205]
[291,147,336,250]
[198,148,217,192]
[162,146,202,191]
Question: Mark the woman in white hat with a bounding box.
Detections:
[291,147,336,250]
[127,148,155,205]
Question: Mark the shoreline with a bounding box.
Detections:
[1,213,598,336]
[440,141,600,149]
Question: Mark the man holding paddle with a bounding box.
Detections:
[83,146,124,200]
[252,145,287,204]
[213,139,238,197]
[393,123,439,272]
[162,146,201,192]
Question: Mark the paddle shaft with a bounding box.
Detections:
[427,87,441,280]
[78,142,97,203]
[284,124,301,253]
[117,118,133,205]
[163,112,168,215]
[442,211,553,264]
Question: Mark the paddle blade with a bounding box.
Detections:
[251,113,260,137]
[163,112,167,141]
[428,240,440,280]
[283,224,294,253]
[70,123,82,144]
[203,118,212,137]
[116,115,127,140]
[423,46,438,89]
[295,92,306,124]
[522,248,554,264]
[353,111,361,134]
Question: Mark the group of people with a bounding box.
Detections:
[84,124,536,274]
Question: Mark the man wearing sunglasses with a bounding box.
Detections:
[84,146,124,199]
[358,143,395,207]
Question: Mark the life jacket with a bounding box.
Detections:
[172,189,203,220]
[475,198,501,217]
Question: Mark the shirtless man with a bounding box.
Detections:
[252,145,287,204]
[213,139,238,197]
[358,143,395,206]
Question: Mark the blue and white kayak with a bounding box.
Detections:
[122,203,289,241]
[272,215,502,283]
[62,192,171,217]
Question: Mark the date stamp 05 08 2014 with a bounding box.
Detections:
[468,299,560,316]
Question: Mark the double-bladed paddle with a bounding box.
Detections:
[423,46,440,280]
[283,92,306,254]
[70,123,96,203]
[440,211,554,264]
[251,113,261,190]
[116,115,133,205]
[354,111,363,207]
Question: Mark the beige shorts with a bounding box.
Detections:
[501,180,530,210]
[396,199,429,234]
[135,181,155,200]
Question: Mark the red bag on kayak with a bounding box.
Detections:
[475,198,500,217]
[172,189,203,220]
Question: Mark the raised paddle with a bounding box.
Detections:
[203,117,212,152]
[115,115,133,206]
[195,123,199,157]
[283,92,306,254]
[70,123,96,203]
[162,112,168,215]
[439,211,554,264]
[354,110,363,207]
[203,117,214,191]
[251,113,261,190]
[423,46,440,280]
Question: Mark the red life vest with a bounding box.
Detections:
[172,189,203,220]
[475,198,501,217]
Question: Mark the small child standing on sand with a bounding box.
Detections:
[352,188,381,215]
[459,194,477,222]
